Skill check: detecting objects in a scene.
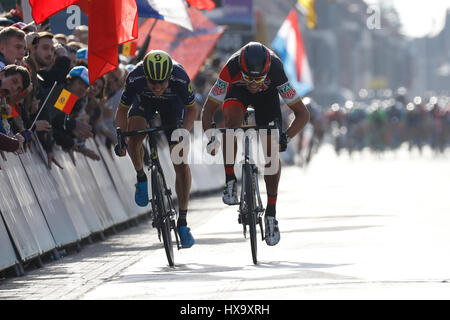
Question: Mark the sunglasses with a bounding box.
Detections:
[147,79,168,85]
[241,72,266,83]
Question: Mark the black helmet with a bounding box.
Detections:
[239,42,271,78]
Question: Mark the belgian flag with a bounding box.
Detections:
[54,88,78,115]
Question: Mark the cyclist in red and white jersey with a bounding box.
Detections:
[201,42,310,246]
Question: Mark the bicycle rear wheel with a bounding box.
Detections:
[152,166,174,267]
[244,164,258,265]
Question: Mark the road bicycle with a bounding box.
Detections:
[116,125,180,267]
[210,110,279,264]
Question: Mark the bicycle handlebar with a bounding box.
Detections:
[208,119,280,147]
[116,124,181,151]
[210,118,280,134]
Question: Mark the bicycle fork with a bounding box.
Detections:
[239,164,265,240]
[253,166,265,241]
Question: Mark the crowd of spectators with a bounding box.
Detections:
[0,0,232,171]
[0,6,132,169]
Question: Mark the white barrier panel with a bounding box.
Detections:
[73,151,115,230]
[18,145,80,247]
[0,155,46,261]
[0,211,19,272]
[83,139,129,225]
[189,129,225,193]
[55,150,105,234]
[2,151,57,256]
[93,139,141,219]
[49,151,95,239]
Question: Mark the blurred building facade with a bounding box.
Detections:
[411,10,450,97]
[207,0,448,107]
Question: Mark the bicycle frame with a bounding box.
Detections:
[116,125,181,265]
[210,114,280,264]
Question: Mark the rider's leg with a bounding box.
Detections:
[171,155,195,248]
[221,103,245,205]
[222,103,245,181]
[126,116,147,175]
[262,133,281,218]
[170,142,191,226]
[127,116,149,206]
[261,133,281,246]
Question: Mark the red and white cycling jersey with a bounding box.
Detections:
[208,48,301,107]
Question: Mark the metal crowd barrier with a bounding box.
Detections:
[0,131,225,276]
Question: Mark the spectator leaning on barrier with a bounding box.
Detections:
[86,75,115,145]
[51,66,97,162]
[0,64,30,153]
[0,26,26,69]
[103,65,126,147]
[0,129,24,153]
[0,64,30,102]
[21,32,55,129]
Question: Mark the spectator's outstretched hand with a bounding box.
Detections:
[13,133,25,155]
[73,119,93,141]
[68,149,76,166]
[47,152,63,170]
[35,120,51,132]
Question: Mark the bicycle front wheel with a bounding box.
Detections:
[152,166,174,267]
[244,164,258,265]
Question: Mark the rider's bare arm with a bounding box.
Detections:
[114,103,130,131]
[183,103,198,132]
[285,98,310,139]
[201,97,221,132]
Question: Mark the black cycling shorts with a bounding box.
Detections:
[222,84,282,126]
[128,97,185,146]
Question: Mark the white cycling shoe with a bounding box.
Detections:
[222,179,239,205]
[264,215,280,246]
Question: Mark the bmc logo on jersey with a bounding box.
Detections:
[278,83,296,99]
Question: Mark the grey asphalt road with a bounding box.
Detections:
[1,144,449,300]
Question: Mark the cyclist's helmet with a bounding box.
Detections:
[142,50,173,82]
[239,42,271,78]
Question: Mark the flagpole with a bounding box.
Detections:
[28,81,58,131]
[135,19,158,62]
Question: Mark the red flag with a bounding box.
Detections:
[138,8,225,80]
[29,0,79,24]
[186,0,216,11]
[29,0,138,85]
[87,0,138,84]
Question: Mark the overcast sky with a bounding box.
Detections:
[365,0,450,37]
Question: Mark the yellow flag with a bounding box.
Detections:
[297,0,317,29]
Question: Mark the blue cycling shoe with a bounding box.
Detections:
[134,181,149,207]
[177,226,195,248]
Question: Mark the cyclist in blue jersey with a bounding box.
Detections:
[114,50,197,248]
